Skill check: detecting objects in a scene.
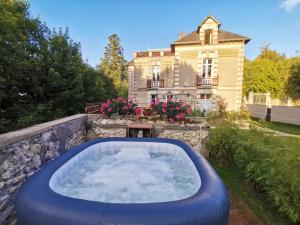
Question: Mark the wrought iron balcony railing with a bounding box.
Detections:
[147,79,164,89]
[196,76,218,87]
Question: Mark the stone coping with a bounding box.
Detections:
[0,114,87,148]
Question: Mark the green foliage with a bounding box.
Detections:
[190,109,207,117]
[251,118,300,135]
[99,34,128,96]
[207,100,249,124]
[286,60,300,99]
[243,45,291,98]
[208,123,240,166]
[0,0,115,133]
[208,124,300,223]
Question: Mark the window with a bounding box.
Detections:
[202,58,213,78]
[200,94,212,99]
[152,65,160,81]
[151,94,158,104]
[166,95,173,101]
[204,29,212,45]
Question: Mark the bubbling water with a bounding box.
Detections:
[50,145,200,203]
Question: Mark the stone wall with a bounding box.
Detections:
[0,114,87,225]
[87,115,209,157]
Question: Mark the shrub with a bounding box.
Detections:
[208,124,300,223]
[152,99,192,121]
[100,97,136,117]
[208,123,240,166]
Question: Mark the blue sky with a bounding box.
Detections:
[28,0,300,67]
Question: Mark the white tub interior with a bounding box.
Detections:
[49,141,201,203]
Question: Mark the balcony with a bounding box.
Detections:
[147,79,164,89]
[197,76,218,87]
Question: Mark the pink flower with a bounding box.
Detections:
[170,107,174,111]
[162,108,167,113]
[128,103,132,108]
[108,107,112,113]
[100,103,106,113]
[176,106,181,110]
[128,96,134,102]
[175,113,186,120]
[162,102,168,108]
[187,107,192,114]
[135,107,143,116]
[106,99,111,105]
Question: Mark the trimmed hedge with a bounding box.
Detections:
[208,123,300,223]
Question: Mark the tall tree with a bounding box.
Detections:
[0,0,48,131]
[243,45,290,98]
[99,33,127,97]
[286,58,300,99]
[0,0,116,133]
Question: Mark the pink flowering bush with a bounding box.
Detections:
[134,107,143,117]
[152,99,192,121]
[100,97,137,117]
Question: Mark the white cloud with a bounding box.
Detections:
[281,0,300,11]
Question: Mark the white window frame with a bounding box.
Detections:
[152,65,160,81]
[202,58,213,78]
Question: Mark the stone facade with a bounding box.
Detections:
[128,15,250,111]
[0,114,87,225]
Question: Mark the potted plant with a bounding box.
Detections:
[143,107,152,116]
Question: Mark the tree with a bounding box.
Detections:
[82,65,116,103]
[0,0,116,133]
[286,58,300,99]
[99,33,127,97]
[243,46,290,98]
[0,0,49,132]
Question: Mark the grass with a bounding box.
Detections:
[251,117,300,136]
[210,160,294,225]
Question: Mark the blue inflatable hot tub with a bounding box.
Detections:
[15,138,229,225]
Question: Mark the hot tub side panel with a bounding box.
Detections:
[15,138,229,225]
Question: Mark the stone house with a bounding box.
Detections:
[127,15,250,111]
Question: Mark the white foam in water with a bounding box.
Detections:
[49,142,201,203]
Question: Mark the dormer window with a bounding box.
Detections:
[204,29,213,45]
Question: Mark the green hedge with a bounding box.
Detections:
[208,123,300,223]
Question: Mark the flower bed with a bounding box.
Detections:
[100,97,137,117]
[152,99,192,122]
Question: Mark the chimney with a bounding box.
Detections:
[178,32,185,40]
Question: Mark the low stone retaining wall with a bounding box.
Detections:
[87,115,209,157]
[0,114,209,225]
[0,114,87,225]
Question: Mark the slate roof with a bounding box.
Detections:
[173,29,250,45]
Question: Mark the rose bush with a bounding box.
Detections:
[100,97,137,117]
[152,99,192,121]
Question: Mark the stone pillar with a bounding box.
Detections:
[174,52,180,87]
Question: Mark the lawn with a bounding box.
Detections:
[251,117,300,136]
